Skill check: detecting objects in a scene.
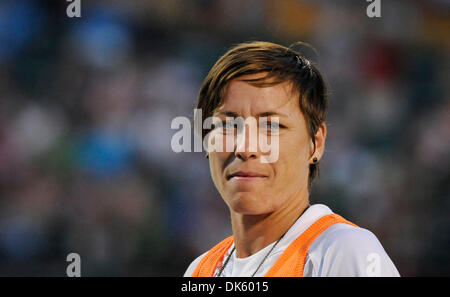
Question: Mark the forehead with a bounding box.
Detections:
[215,73,300,116]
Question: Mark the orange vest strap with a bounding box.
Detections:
[191,213,358,277]
[265,213,358,277]
[191,236,234,277]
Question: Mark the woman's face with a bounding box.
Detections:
[208,73,326,215]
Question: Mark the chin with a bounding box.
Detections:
[227,191,274,215]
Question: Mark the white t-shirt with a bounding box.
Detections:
[184,204,400,277]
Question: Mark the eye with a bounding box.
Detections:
[224,121,234,129]
[261,121,281,131]
[221,120,237,133]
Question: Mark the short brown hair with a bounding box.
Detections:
[196,41,328,191]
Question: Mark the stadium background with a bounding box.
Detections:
[0,0,448,276]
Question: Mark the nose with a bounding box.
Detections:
[235,149,258,161]
[235,119,260,161]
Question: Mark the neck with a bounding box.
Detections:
[230,188,310,258]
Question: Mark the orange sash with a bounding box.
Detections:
[191,213,358,277]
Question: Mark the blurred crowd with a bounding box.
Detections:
[0,0,448,276]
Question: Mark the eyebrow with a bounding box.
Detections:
[215,111,288,118]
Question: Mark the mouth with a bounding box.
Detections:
[226,171,267,181]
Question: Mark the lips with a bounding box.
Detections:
[227,171,267,180]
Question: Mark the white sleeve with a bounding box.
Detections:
[304,223,400,277]
[183,251,208,277]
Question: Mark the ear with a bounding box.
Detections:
[309,122,327,163]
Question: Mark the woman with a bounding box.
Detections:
[184,41,400,277]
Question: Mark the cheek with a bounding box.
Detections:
[273,135,310,188]
[209,153,229,194]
